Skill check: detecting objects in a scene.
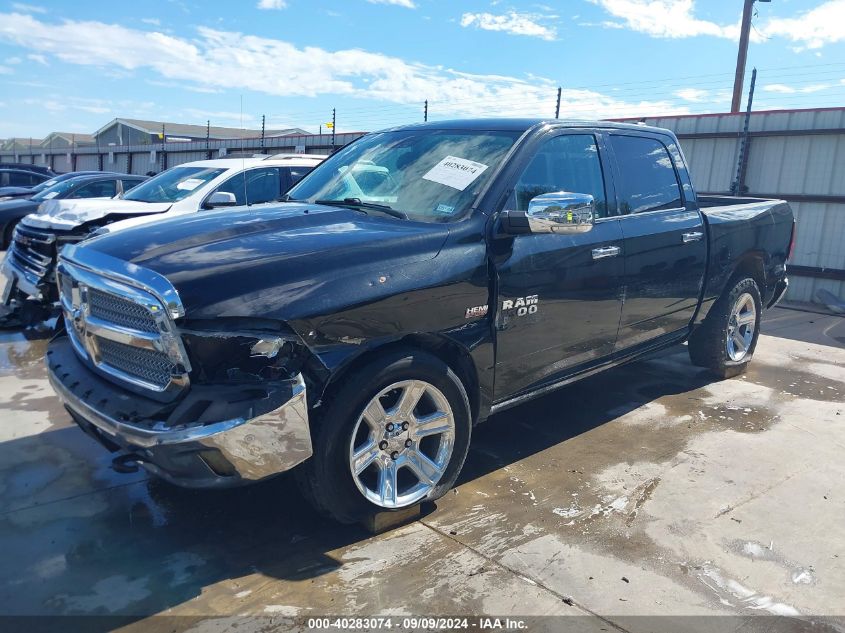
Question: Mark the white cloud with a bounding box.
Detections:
[675,88,708,102]
[460,11,557,40]
[182,108,258,126]
[6,56,23,64]
[763,83,833,95]
[141,18,162,26]
[11,3,46,13]
[367,0,416,8]
[762,0,845,50]
[591,0,845,50]
[0,12,687,121]
[27,53,48,65]
[587,0,738,39]
[256,0,287,9]
[25,96,113,114]
[0,65,13,75]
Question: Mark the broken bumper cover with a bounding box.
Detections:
[47,335,313,487]
[1,251,44,300]
[767,276,789,309]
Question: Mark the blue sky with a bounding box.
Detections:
[1,0,844,138]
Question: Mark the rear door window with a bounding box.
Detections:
[289,166,313,185]
[8,171,40,187]
[609,135,682,214]
[244,168,281,205]
[213,168,281,206]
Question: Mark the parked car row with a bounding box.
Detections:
[0,172,147,248]
[3,120,795,524]
[1,152,323,325]
[0,170,117,202]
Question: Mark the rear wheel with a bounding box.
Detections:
[297,350,471,523]
[688,277,762,378]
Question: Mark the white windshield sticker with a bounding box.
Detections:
[176,178,205,191]
[422,156,488,191]
[42,191,59,199]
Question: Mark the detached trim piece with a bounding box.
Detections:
[677,128,845,141]
[701,192,845,206]
[787,265,845,281]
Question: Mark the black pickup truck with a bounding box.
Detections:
[46,119,794,523]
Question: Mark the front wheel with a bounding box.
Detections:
[296,350,472,523]
[688,277,762,378]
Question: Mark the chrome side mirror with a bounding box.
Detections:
[526,192,594,234]
[205,191,238,209]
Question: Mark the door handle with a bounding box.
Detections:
[682,231,704,243]
[591,245,621,260]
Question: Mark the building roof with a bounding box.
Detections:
[40,132,95,147]
[93,118,307,140]
[0,137,45,150]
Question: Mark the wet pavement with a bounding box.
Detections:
[0,294,843,631]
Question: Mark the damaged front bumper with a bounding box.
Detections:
[47,334,313,487]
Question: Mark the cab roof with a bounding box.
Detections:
[179,155,325,169]
[389,118,674,137]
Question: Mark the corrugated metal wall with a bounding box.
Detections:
[1,132,362,172]
[628,107,845,305]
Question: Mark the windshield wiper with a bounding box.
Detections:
[314,198,408,219]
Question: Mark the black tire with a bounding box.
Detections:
[688,277,762,379]
[2,221,16,250]
[296,350,472,524]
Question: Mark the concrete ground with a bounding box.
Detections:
[0,295,843,632]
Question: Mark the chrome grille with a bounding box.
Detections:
[57,255,190,395]
[96,338,176,390]
[11,224,55,280]
[88,288,159,333]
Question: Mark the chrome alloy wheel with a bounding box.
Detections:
[726,292,757,362]
[348,380,456,509]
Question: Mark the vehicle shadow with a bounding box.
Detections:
[0,343,728,621]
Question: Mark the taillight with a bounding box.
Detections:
[787,221,797,262]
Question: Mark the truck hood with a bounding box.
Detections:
[22,198,172,231]
[81,203,450,320]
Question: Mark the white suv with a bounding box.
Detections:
[22,154,324,235]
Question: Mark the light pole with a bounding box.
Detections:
[731,0,770,113]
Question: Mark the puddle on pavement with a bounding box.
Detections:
[0,328,52,380]
[744,363,843,403]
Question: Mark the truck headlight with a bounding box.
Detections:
[181,327,305,384]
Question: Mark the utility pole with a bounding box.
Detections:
[424,100,428,122]
[331,108,336,151]
[555,87,562,119]
[206,120,211,160]
[731,67,757,196]
[731,0,770,113]
[160,124,166,172]
[260,114,266,150]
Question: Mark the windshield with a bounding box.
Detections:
[288,129,521,222]
[31,179,58,192]
[123,166,225,203]
[31,178,85,201]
